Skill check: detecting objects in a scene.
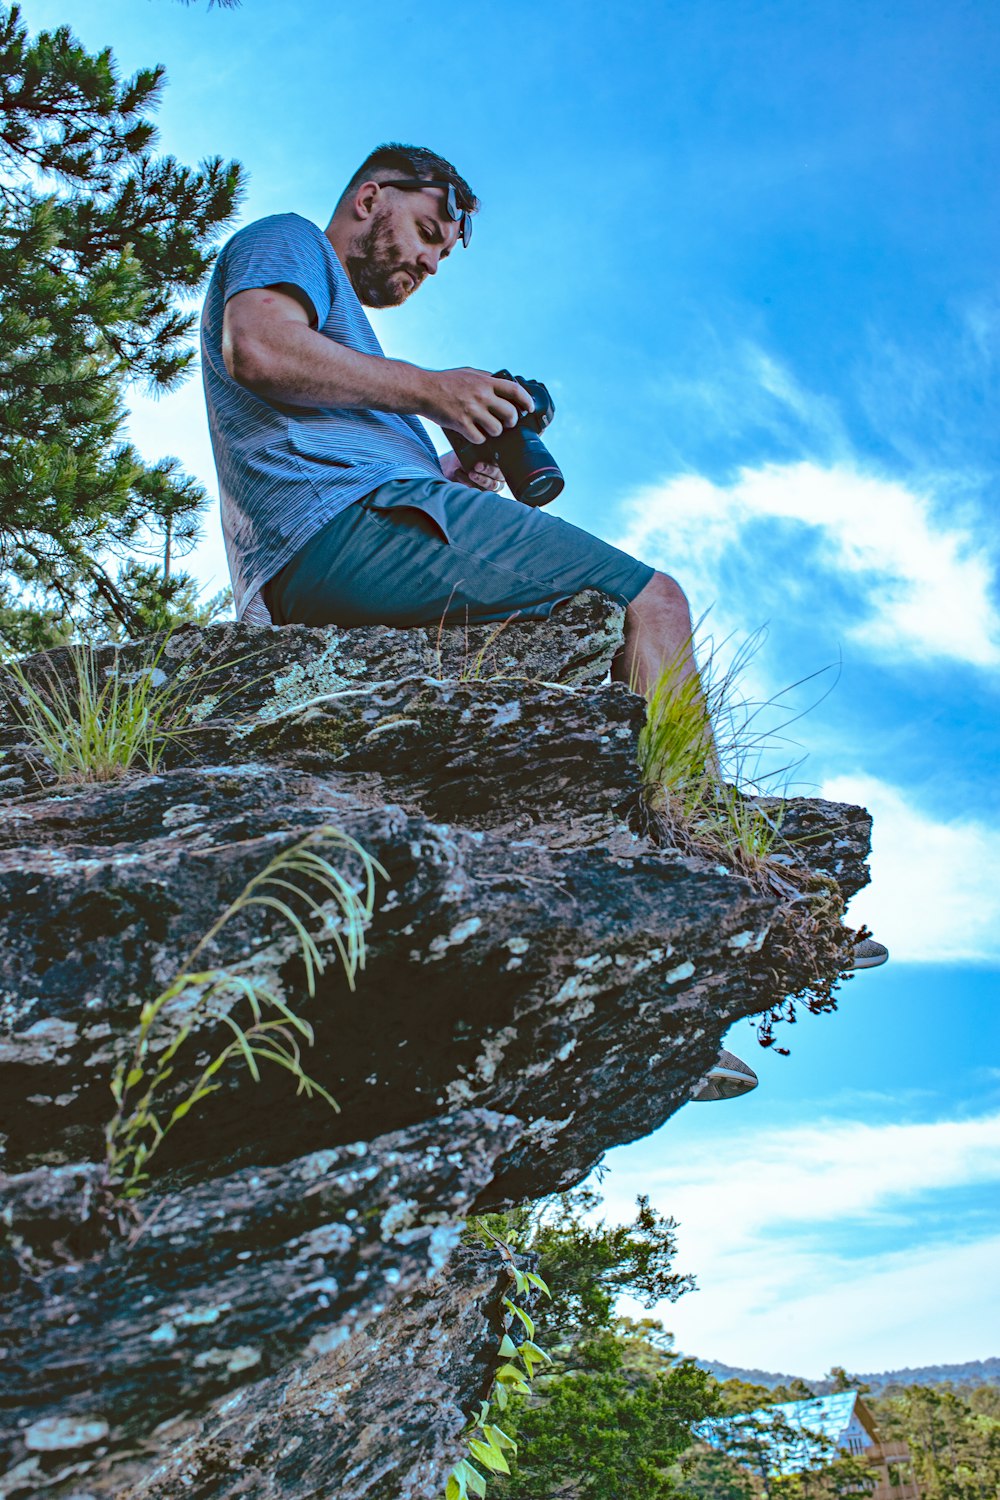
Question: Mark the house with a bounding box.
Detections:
[699,1389,919,1498]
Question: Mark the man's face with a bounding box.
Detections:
[346,182,460,308]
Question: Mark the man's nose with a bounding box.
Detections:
[416,247,441,276]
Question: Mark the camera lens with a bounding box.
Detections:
[519,468,564,505]
[500,429,565,507]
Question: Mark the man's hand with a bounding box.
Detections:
[420,367,534,446]
[439,449,504,491]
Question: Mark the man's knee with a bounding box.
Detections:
[629,569,691,618]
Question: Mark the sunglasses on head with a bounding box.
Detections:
[379,178,473,248]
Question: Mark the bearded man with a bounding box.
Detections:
[200,141,700,699]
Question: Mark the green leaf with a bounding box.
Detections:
[457,1459,488,1498]
[482,1424,516,1454]
[502,1297,534,1340]
[497,1333,518,1358]
[468,1437,510,1475]
[167,1083,220,1127]
[524,1271,551,1296]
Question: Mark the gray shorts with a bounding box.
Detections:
[265,476,655,628]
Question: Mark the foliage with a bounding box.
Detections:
[455,1188,714,1500]
[716,1377,822,1412]
[461,1189,901,1500]
[445,1225,552,1500]
[495,1331,717,1500]
[0,560,230,656]
[106,827,385,1196]
[0,632,208,782]
[0,3,242,646]
[0,628,263,784]
[679,1442,755,1499]
[473,1184,695,1349]
[771,1456,876,1500]
[870,1383,1000,1500]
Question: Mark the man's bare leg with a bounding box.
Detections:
[611,570,718,771]
[612,570,699,699]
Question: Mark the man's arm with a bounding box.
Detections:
[222,286,533,447]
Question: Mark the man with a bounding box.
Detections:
[200,142,698,700]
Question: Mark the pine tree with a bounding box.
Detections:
[0,3,243,650]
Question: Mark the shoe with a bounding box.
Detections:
[691,1048,759,1102]
[850,936,889,970]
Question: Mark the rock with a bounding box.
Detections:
[0,1111,521,1496]
[119,1242,515,1500]
[0,594,873,1496]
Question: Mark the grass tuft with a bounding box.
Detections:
[0,631,276,786]
[636,625,832,880]
[1,634,219,784]
[106,826,386,1197]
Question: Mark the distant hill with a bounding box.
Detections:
[695,1357,1000,1394]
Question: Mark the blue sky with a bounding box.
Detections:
[25,0,999,1375]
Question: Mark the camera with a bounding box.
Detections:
[445,369,564,506]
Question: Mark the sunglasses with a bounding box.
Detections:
[379,178,473,248]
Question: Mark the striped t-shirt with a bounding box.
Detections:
[200,213,444,621]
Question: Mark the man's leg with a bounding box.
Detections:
[612,570,697,698]
[612,569,719,772]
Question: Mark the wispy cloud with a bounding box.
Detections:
[602,1112,1000,1374]
[612,460,1000,668]
[648,339,850,465]
[821,773,1000,963]
[855,295,1000,476]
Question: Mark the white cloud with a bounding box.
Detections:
[822,773,1000,962]
[612,461,1000,668]
[601,1112,1000,1375]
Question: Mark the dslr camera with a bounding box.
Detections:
[445,369,564,506]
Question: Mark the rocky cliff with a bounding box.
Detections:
[0,593,872,1498]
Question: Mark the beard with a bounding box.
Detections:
[346,208,419,308]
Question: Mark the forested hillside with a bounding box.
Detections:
[699,1358,1000,1395]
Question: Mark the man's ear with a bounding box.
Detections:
[352,179,381,223]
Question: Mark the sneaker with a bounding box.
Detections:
[850,936,889,970]
[691,1048,759,1102]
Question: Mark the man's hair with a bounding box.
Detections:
[339,142,479,215]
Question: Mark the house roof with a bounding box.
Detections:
[699,1389,870,1475]
[762,1391,863,1444]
